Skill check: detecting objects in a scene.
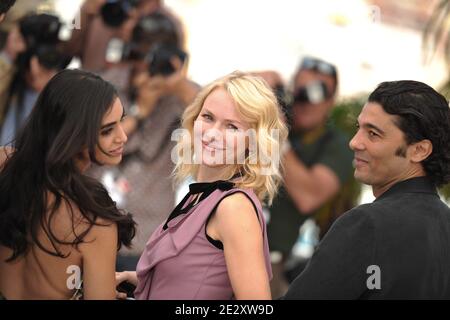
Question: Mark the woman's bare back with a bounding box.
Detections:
[0,200,86,299]
[1,148,90,299]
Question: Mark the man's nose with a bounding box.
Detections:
[349,131,363,151]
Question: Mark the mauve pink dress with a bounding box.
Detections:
[134,180,272,300]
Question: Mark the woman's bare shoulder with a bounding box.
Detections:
[215,191,259,226]
[47,195,117,244]
[0,146,14,169]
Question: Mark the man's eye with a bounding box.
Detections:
[369,131,378,137]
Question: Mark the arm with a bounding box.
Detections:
[0,146,14,170]
[79,218,118,300]
[210,193,271,300]
[62,0,106,59]
[0,25,26,122]
[283,149,340,214]
[120,73,164,135]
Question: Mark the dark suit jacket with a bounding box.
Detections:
[283,176,450,299]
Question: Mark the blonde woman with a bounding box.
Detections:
[116,71,288,300]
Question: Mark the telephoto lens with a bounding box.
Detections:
[19,13,62,49]
[101,0,140,28]
[147,43,187,77]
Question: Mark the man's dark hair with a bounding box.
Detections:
[0,0,16,15]
[296,56,339,96]
[368,80,450,187]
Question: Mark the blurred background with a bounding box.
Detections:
[2,0,444,92]
[49,0,448,94]
[1,0,449,297]
[30,0,448,204]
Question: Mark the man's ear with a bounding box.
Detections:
[409,139,433,163]
[0,13,5,23]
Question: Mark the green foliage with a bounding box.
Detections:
[328,96,367,205]
[423,0,450,201]
[438,81,450,201]
[330,95,367,137]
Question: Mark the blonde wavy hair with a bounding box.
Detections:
[173,71,288,205]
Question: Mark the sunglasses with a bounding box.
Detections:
[294,80,330,105]
[300,56,337,77]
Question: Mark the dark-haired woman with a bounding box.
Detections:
[0,69,136,300]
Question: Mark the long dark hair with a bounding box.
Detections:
[0,69,136,262]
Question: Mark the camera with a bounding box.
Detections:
[34,44,72,71]
[146,43,186,76]
[106,11,180,63]
[101,0,141,28]
[116,280,136,299]
[16,14,72,73]
[19,13,62,50]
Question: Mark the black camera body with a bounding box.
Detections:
[17,14,72,72]
[146,43,187,77]
[101,0,141,28]
[19,13,61,50]
[34,45,72,70]
[117,281,136,299]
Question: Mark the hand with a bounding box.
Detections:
[165,55,188,95]
[162,56,197,105]
[115,271,137,300]
[133,57,187,117]
[4,25,26,61]
[133,72,167,119]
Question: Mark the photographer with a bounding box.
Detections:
[64,0,184,72]
[0,13,72,145]
[267,56,354,298]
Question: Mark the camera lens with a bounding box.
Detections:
[147,43,186,77]
[20,14,62,49]
[101,0,132,28]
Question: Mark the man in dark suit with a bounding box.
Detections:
[283,80,450,299]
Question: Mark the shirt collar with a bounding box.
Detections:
[374,176,438,202]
